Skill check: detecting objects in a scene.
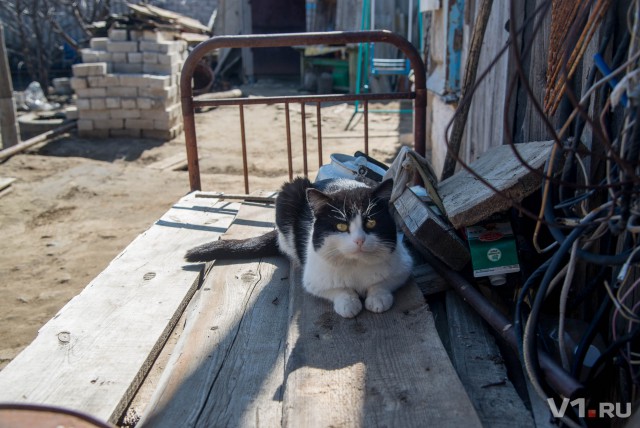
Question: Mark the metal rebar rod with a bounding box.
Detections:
[301,103,308,177]
[239,104,249,194]
[285,102,293,181]
[317,102,323,167]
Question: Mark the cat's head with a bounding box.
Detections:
[306,180,397,261]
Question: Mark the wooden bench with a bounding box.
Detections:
[0,191,484,427]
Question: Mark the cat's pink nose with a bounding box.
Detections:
[354,237,365,247]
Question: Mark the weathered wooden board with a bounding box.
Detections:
[282,267,482,428]
[0,193,241,424]
[147,153,191,171]
[0,176,15,191]
[140,195,290,427]
[439,140,555,228]
[446,291,534,427]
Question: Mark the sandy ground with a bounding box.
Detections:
[0,81,412,370]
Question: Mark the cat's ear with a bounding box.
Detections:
[306,188,332,213]
[373,179,394,201]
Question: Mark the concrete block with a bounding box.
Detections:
[143,62,179,75]
[104,74,121,87]
[111,52,128,63]
[90,98,106,110]
[76,98,91,110]
[138,84,178,101]
[144,74,171,88]
[128,52,143,63]
[108,28,128,42]
[125,118,154,130]
[97,52,112,63]
[89,37,108,50]
[70,77,87,91]
[87,76,108,88]
[78,109,110,120]
[80,49,100,63]
[158,53,181,65]
[105,97,121,109]
[72,63,107,77]
[137,98,153,109]
[153,116,181,130]
[139,41,183,54]
[121,98,137,109]
[65,106,78,120]
[77,119,94,131]
[142,52,159,64]
[106,41,139,53]
[113,63,144,74]
[106,86,135,97]
[129,30,143,41]
[75,88,107,98]
[142,30,174,42]
[110,128,142,138]
[142,123,183,140]
[94,119,124,130]
[110,109,140,119]
[118,74,146,87]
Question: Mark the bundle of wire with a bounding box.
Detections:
[439,0,640,426]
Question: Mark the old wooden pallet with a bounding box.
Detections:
[0,193,241,424]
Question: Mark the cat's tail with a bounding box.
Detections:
[184,229,280,262]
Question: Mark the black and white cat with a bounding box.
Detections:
[185,177,413,318]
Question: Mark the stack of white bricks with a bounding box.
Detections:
[71,28,188,140]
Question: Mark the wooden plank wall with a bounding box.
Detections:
[0,194,241,423]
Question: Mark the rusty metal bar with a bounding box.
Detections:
[181,30,427,192]
[194,92,414,108]
[316,102,323,167]
[364,99,369,155]
[239,104,249,194]
[301,103,308,177]
[419,250,585,399]
[285,102,293,181]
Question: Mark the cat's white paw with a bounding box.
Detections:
[365,292,394,313]
[334,295,363,318]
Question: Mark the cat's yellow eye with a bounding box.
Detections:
[366,219,377,229]
[336,223,349,232]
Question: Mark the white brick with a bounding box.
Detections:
[87,76,108,87]
[158,53,181,66]
[121,98,137,109]
[72,63,107,77]
[106,86,136,97]
[97,52,112,62]
[125,118,154,130]
[94,119,124,130]
[70,77,87,91]
[89,37,108,50]
[80,49,101,63]
[105,97,120,109]
[104,75,121,86]
[137,98,153,109]
[118,74,146,87]
[106,41,139,53]
[108,28,128,41]
[138,85,176,99]
[90,98,106,110]
[128,52,143,63]
[75,88,107,98]
[111,53,128,63]
[142,30,174,42]
[113,63,144,74]
[143,52,159,64]
[110,109,140,119]
[129,30,143,41]
[143,62,179,75]
[139,41,183,54]
[78,109,109,120]
[142,123,183,140]
[65,106,78,120]
[76,98,91,110]
[144,74,171,88]
[77,119,94,131]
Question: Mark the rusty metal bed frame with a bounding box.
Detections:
[177,31,585,401]
[179,30,426,193]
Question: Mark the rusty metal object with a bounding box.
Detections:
[180,30,426,192]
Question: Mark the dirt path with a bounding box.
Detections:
[0,83,412,369]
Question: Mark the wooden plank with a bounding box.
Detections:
[147,153,191,171]
[413,263,449,295]
[439,140,554,228]
[140,195,290,427]
[446,291,535,427]
[0,193,241,424]
[282,267,482,428]
[0,176,15,191]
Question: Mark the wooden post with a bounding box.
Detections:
[0,21,20,149]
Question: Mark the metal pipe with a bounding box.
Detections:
[285,102,293,181]
[301,103,308,177]
[193,92,414,108]
[316,102,323,167]
[364,99,369,155]
[420,251,585,399]
[239,104,249,194]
